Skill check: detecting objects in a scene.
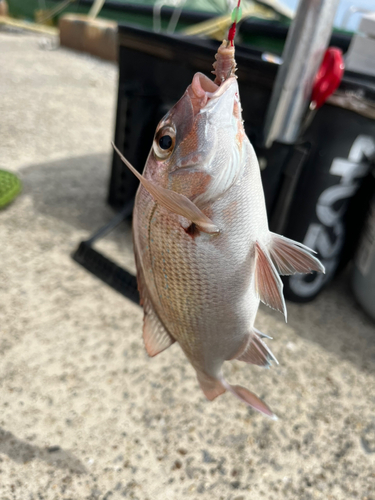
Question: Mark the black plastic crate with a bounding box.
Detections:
[75,24,375,303]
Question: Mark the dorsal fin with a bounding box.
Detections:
[255,241,287,320]
[143,306,175,357]
[134,243,175,357]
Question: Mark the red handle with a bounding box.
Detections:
[311,47,344,109]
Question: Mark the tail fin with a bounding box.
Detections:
[197,371,277,419]
[220,378,277,420]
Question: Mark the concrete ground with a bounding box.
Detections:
[0,30,375,500]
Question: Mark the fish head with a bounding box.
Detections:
[145,73,245,205]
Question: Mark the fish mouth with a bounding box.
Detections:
[190,73,237,112]
[191,73,219,96]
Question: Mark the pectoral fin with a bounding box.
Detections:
[255,241,287,320]
[112,143,219,234]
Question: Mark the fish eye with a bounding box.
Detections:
[154,125,176,160]
[159,135,172,150]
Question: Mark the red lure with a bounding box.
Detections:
[228,0,242,46]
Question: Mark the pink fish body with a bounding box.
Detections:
[114,42,324,418]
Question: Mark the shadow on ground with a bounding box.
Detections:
[21,153,117,234]
[0,428,87,474]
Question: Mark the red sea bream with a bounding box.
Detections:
[113,41,325,419]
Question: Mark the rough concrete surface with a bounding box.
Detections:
[0,30,375,500]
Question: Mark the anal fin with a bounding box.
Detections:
[237,328,279,367]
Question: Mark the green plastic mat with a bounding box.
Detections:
[0,170,22,209]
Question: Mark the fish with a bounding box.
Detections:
[113,41,325,419]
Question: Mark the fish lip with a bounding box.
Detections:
[206,76,237,100]
[191,72,218,97]
[191,73,237,105]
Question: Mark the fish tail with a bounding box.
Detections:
[197,370,226,401]
[197,370,277,420]
[219,376,278,420]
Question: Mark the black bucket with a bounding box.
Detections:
[281,74,375,301]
